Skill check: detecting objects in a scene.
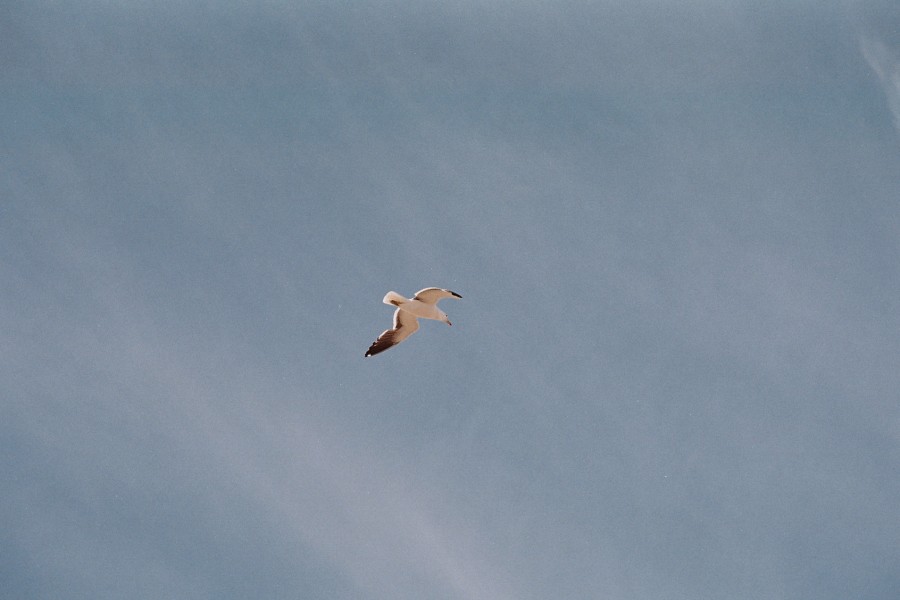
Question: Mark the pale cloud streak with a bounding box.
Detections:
[861,35,900,136]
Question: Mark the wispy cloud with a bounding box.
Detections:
[861,35,900,136]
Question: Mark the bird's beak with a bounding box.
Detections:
[447,321,452,326]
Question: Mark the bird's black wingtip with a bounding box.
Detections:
[450,290,462,298]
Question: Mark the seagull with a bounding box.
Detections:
[365,287,462,357]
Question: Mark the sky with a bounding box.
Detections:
[3,1,900,599]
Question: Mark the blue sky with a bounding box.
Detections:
[3,2,900,599]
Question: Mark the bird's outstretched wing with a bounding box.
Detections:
[411,288,462,304]
[365,308,420,357]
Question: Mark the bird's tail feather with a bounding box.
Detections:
[383,291,406,306]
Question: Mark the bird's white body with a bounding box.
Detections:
[383,291,448,322]
[365,287,462,357]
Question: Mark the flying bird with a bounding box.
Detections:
[365,287,462,357]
